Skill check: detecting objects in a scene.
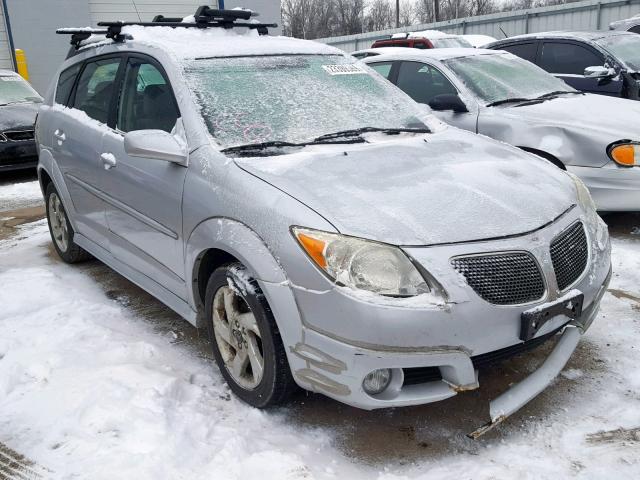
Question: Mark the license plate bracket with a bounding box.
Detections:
[520,291,584,341]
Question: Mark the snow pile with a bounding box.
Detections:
[0,180,42,211]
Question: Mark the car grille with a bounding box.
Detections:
[550,222,588,291]
[402,326,562,386]
[1,129,35,141]
[451,252,545,305]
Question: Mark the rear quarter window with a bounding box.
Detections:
[55,62,82,106]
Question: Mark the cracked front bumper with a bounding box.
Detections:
[291,266,609,412]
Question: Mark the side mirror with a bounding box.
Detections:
[124,129,188,166]
[428,94,468,113]
[584,65,615,78]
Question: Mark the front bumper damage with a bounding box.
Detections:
[470,268,609,438]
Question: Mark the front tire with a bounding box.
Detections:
[204,263,297,408]
[45,183,91,263]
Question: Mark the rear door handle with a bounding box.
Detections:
[54,129,66,143]
[100,152,117,170]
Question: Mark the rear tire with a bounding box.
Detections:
[45,183,91,263]
[204,263,297,408]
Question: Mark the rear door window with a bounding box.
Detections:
[117,58,179,133]
[72,57,122,124]
[500,42,538,62]
[55,62,82,106]
[539,42,604,75]
[395,61,458,104]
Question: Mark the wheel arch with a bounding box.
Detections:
[186,218,289,328]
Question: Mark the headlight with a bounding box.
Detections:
[292,227,430,296]
[569,173,608,247]
[607,141,639,167]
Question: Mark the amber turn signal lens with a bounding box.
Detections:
[610,144,637,167]
[296,232,327,268]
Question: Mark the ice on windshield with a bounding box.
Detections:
[183,55,434,148]
[444,53,575,104]
[0,75,42,105]
[596,34,640,71]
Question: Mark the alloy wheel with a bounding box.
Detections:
[212,286,264,389]
[48,192,69,252]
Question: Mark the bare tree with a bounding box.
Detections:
[335,0,366,35]
[366,0,394,31]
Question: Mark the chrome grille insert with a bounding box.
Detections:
[452,252,545,305]
[550,222,588,291]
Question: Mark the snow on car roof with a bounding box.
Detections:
[362,47,500,62]
[117,25,341,59]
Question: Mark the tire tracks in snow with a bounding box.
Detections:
[0,442,49,480]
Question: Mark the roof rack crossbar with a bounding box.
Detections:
[58,6,277,51]
[97,20,277,35]
[56,27,129,49]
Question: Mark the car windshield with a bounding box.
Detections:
[431,38,472,48]
[184,54,433,148]
[595,34,640,71]
[444,53,576,104]
[0,75,42,105]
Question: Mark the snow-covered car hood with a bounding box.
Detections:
[500,94,640,142]
[0,102,39,131]
[235,128,577,245]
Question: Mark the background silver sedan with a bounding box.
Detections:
[362,48,640,211]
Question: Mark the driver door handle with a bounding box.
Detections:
[100,152,117,170]
[53,129,66,143]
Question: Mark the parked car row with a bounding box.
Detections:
[33,6,619,438]
[362,47,640,211]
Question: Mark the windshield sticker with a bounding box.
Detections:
[322,64,367,75]
[0,76,22,82]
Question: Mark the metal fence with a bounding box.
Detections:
[316,0,640,52]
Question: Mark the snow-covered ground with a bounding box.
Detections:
[0,184,639,479]
[0,180,42,211]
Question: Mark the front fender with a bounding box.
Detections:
[185,218,307,379]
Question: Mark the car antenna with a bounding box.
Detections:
[499,26,508,38]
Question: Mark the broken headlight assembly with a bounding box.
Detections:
[292,227,430,296]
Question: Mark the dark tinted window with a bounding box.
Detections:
[368,62,393,78]
[117,58,179,133]
[72,57,121,123]
[500,42,538,62]
[55,62,82,106]
[540,42,604,75]
[630,25,640,34]
[396,61,457,104]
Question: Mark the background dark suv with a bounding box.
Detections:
[487,31,640,100]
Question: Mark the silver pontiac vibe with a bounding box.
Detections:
[362,48,640,212]
[36,20,611,433]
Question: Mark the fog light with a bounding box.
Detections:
[362,368,391,395]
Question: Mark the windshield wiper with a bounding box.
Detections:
[535,90,585,100]
[314,126,430,142]
[221,140,301,156]
[485,97,532,107]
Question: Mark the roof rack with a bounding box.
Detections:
[57,5,278,50]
